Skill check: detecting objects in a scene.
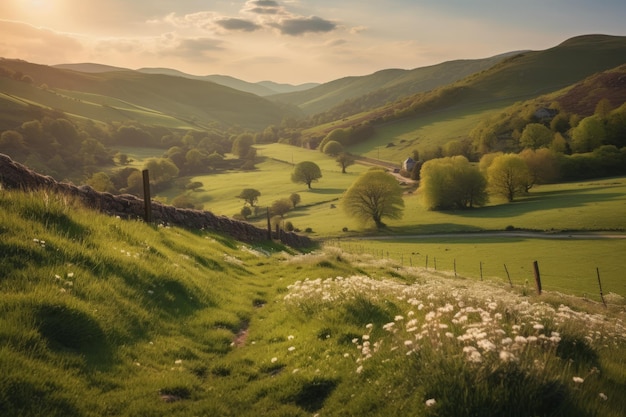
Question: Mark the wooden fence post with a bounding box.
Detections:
[142,169,152,223]
[480,261,483,281]
[504,264,513,288]
[533,261,542,295]
[597,267,607,307]
[266,207,271,240]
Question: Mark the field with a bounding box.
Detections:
[112,144,626,303]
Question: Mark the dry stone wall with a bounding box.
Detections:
[0,153,313,248]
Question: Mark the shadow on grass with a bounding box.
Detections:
[307,188,345,195]
[449,189,624,219]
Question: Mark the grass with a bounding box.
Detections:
[0,188,625,416]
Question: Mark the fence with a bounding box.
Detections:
[325,239,623,307]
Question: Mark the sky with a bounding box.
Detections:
[0,0,625,85]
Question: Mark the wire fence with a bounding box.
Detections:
[324,239,624,307]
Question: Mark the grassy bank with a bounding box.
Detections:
[1,188,625,416]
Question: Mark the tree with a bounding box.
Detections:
[571,116,605,153]
[519,123,553,149]
[231,133,254,159]
[240,205,252,219]
[336,152,356,174]
[0,130,26,153]
[144,157,179,187]
[238,188,261,206]
[519,148,560,186]
[342,169,404,228]
[318,128,349,152]
[418,156,488,210]
[86,172,115,193]
[323,140,343,156]
[271,199,292,218]
[289,193,301,208]
[291,161,322,189]
[487,154,530,202]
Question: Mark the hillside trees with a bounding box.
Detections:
[419,156,488,210]
[231,133,255,159]
[570,116,605,153]
[318,128,350,152]
[519,148,560,185]
[322,140,343,156]
[291,161,322,189]
[342,168,404,228]
[143,158,179,190]
[519,123,553,149]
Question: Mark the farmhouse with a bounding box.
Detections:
[402,157,416,172]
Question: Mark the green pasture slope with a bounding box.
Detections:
[1,187,625,417]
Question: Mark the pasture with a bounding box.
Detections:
[114,143,626,301]
[328,236,626,300]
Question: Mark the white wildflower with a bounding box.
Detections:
[425,398,436,407]
[572,376,584,384]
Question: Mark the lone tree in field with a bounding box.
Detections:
[291,161,322,189]
[336,152,356,174]
[238,188,261,206]
[487,154,531,202]
[342,168,404,228]
[289,193,301,208]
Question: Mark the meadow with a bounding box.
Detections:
[0,188,624,416]
[112,143,626,305]
[119,143,626,236]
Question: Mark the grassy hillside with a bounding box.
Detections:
[0,59,292,131]
[297,34,626,160]
[270,53,517,115]
[1,188,625,416]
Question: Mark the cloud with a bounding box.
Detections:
[154,11,218,29]
[0,20,85,64]
[160,37,224,58]
[242,0,284,15]
[215,18,261,32]
[272,16,336,36]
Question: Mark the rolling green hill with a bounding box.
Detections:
[269,52,519,115]
[0,59,294,131]
[296,34,626,161]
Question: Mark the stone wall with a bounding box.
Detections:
[0,153,313,248]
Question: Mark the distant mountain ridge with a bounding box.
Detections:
[2,34,625,139]
[2,60,293,130]
[53,63,319,96]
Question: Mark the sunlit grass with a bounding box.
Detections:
[1,189,625,416]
